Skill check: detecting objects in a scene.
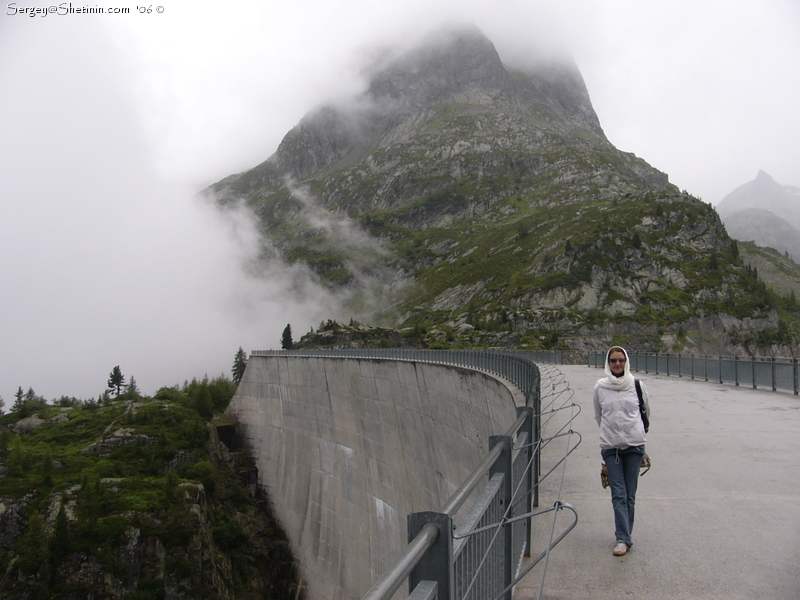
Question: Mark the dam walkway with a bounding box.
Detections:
[515,365,800,600]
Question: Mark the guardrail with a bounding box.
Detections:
[253,349,574,600]
[588,352,800,394]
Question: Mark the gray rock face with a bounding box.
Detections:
[10,415,44,434]
[0,493,35,550]
[81,428,151,455]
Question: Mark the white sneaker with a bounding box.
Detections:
[613,542,628,556]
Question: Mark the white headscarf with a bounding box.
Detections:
[597,346,635,391]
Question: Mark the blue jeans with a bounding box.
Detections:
[602,445,645,546]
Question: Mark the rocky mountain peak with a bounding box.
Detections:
[214,26,632,199]
[366,27,510,105]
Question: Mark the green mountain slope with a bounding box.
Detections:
[739,241,800,297]
[0,384,302,600]
[208,27,798,356]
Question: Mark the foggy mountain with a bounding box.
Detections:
[717,171,800,259]
[717,170,800,226]
[208,26,796,356]
[723,208,800,261]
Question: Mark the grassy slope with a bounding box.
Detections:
[0,382,301,600]
[739,241,800,297]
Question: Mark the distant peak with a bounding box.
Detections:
[756,170,774,182]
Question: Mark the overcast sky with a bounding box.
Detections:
[1,0,798,400]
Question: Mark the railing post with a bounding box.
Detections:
[795,358,799,395]
[408,512,452,600]
[517,406,534,556]
[531,386,541,508]
[489,435,514,600]
[772,357,777,392]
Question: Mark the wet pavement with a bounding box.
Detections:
[515,365,800,600]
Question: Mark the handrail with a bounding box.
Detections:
[589,351,800,394]
[361,523,440,600]
[442,410,529,516]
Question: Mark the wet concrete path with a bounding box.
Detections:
[515,364,800,600]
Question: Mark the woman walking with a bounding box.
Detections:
[593,346,650,556]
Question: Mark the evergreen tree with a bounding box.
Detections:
[125,376,141,399]
[281,324,294,350]
[8,434,25,478]
[41,447,54,487]
[50,502,71,561]
[164,469,179,506]
[13,387,23,412]
[232,347,248,384]
[107,366,125,397]
[17,510,50,581]
[195,382,213,420]
[0,429,10,458]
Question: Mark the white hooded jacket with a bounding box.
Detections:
[593,348,650,450]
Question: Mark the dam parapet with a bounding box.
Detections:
[225,354,529,599]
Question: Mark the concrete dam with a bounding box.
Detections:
[224,354,526,600]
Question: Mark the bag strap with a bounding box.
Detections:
[634,378,649,433]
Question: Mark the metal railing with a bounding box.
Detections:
[588,352,800,394]
[253,349,574,600]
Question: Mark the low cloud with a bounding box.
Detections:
[0,19,339,400]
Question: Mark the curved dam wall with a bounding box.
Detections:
[224,356,523,600]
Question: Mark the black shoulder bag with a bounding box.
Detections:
[634,378,651,475]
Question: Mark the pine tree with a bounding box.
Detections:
[107,366,125,397]
[8,434,25,478]
[125,376,141,399]
[232,347,248,384]
[281,324,294,350]
[0,429,10,458]
[41,447,54,487]
[13,387,23,412]
[50,502,71,561]
[17,511,50,581]
[195,381,213,420]
[164,469,179,506]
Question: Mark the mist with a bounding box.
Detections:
[1,0,798,401]
[0,18,339,400]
